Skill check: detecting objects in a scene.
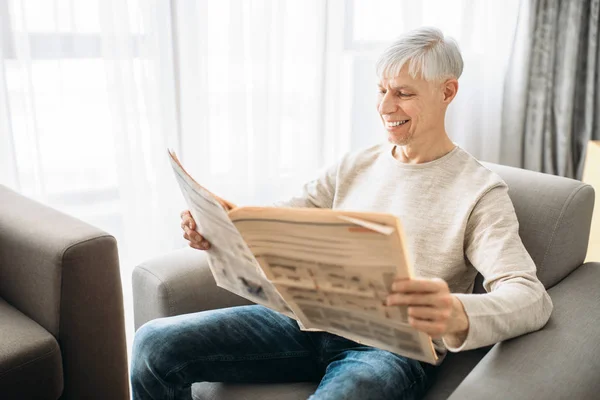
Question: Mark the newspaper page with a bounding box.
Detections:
[230,208,438,364]
[167,150,293,316]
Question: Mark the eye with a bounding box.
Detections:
[378,88,386,94]
[397,91,413,98]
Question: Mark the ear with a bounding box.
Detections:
[441,79,458,104]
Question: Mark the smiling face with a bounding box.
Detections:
[377,66,455,146]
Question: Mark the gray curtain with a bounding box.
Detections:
[501,0,600,179]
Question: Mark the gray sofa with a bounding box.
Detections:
[0,185,130,400]
[132,163,600,399]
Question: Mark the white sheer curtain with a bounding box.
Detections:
[173,0,328,205]
[98,0,183,265]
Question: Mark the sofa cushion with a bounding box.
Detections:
[484,163,595,288]
[192,382,317,400]
[0,297,63,400]
[422,348,489,399]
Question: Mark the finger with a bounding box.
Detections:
[185,229,211,249]
[182,225,193,240]
[391,278,444,293]
[408,318,446,338]
[180,210,196,230]
[408,306,451,322]
[391,278,447,293]
[180,210,191,219]
[181,217,196,231]
[196,240,211,250]
[189,242,203,250]
[183,226,204,244]
[386,293,443,307]
[180,219,197,231]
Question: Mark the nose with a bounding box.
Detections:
[378,92,397,115]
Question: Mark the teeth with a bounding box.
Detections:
[388,120,408,127]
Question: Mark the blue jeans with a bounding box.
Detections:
[131,305,436,400]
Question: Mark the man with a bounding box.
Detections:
[131,27,553,400]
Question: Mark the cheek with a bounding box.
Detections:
[400,103,420,119]
[403,100,431,122]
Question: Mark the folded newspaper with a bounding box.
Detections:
[169,150,437,364]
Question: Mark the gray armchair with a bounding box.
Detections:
[132,163,599,400]
[0,185,130,400]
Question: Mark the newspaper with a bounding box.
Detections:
[168,150,292,316]
[169,150,437,364]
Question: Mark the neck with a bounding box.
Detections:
[392,130,455,164]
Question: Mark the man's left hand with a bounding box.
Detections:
[386,278,469,342]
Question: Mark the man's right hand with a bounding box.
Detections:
[180,210,211,250]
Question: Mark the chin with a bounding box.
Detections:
[388,132,413,146]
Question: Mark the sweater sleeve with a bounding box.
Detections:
[443,184,553,352]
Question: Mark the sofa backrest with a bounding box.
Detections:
[0,185,113,337]
[477,163,595,290]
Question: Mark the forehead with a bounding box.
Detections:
[377,66,426,89]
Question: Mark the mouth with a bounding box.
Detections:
[386,119,410,128]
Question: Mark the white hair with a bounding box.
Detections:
[376,27,463,82]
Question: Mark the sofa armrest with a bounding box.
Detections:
[0,185,129,400]
[448,262,600,400]
[132,248,252,330]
